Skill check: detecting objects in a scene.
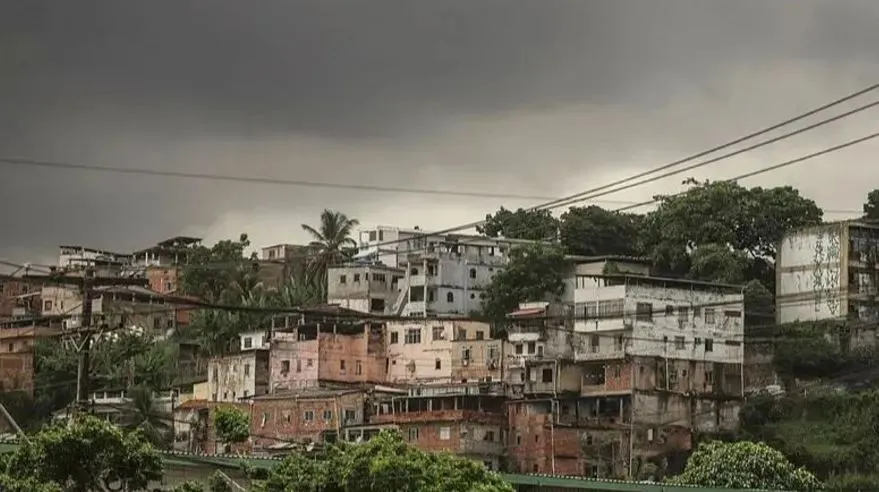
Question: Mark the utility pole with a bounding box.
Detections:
[22,268,148,416]
[75,267,95,412]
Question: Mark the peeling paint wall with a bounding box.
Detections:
[777,224,845,324]
[385,320,494,384]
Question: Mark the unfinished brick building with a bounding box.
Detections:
[368,382,508,470]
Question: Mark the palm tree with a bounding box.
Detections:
[301,209,359,290]
[121,385,174,449]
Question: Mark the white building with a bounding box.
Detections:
[326,264,405,314]
[776,219,879,325]
[572,273,745,365]
[207,333,270,402]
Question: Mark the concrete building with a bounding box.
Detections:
[356,226,539,317]
[207,347,270,402]
[326,264,404,314]
[505,269,745,479]
[40,284,177,336]
[269,321,388,391]
[58,245,132,274]
[385,319,503,385]
[776,220,879,325]
[0,325,56,395]
[259,244,310,291]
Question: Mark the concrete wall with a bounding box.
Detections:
[777,224,846,324]
[327,265,403,314]
[208,350,269,401]
[386,320,492,384]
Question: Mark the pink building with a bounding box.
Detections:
[270,322,388,391]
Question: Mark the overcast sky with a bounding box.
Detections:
[2,0,879,267]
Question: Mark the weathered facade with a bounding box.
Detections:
[269,321,387,391]
[369,383,508,470]
[326,264,404,314]
[505,272,745,479]
[386,319,503,385]
[777,220,879,325]
[207,349,270,402]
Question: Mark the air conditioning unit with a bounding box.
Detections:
[462,360,469,366]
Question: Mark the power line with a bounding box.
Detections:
[540,98,879,211]
[0,156,562,203]
[536,82,879,211]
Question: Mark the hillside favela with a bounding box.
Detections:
[3,194,879,491]
[5,2,879,491]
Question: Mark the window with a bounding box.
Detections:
[212,367,218,381]
[306,358,313,367]
[304,411,314,421]
[515,344,523,355]
[541,368,553,383]
[462,348,472,361]
[323,410,333,421]
[432,326,444,340]
[693,306,701,317]
[674,336,685,350]
[665,305,674,317]
[369,231,377,241]
[469,268,477,279]
[677,306,688,322]
[527,342,536,354]
[488,346,499,360]
[439,427,451,440]
[705,338,714,352]
[724,310,742,320]
[153,318,161,330]
[244,363,251,376]
[344,409,356,423]
[476,331,484,340]
[446,292,454,303]
[339,275,347,284]
[244,337,253,349]
[281,360,290,373]
[598,299,624,317]
[635,302,653,322]
[704,308,716,324]
[590,335,600,353]
[355,360,362,375]
[296,359,302,372]
[43,300,52,311]
[584,301,598,318]
[340,360,347,373]
[408,427,419,441]
[6,343,13,353]
[353,273,360,282]
[613,365,622,378]
[243,390,249,397]
[404,328,421,344]
[435,358,442,370]
[614,335,624,351]
[390,332,399,344]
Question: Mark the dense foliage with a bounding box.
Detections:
[301,209,359,289]
[864,189,879,221]
[478,207,559,241]
[559,205,642,257]
[253,431,513,492]
[667,440,822,490]
[1,415,163,491]
[479,244,569,321]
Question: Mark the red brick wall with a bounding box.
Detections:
[508,401,589,475]
[604,361,633,391]
[249,392,365,449]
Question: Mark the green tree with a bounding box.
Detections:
[477,207,559,241]
[3,415,163,492]
[301,209,359,289]
[642,180,823,288]
[480,244,569,322]
[214,405,250,444]
[179,234,260,303]
[254,430,513,492]
[0,475,62,492]
[864,189,879,221]
[667,441,822,490]
[559,205,643,257]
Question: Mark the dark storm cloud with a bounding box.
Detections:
[2,0,879,261]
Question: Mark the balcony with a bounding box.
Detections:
[574,349,626,362]
[459,439,506,456]
[370,410,505,426]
